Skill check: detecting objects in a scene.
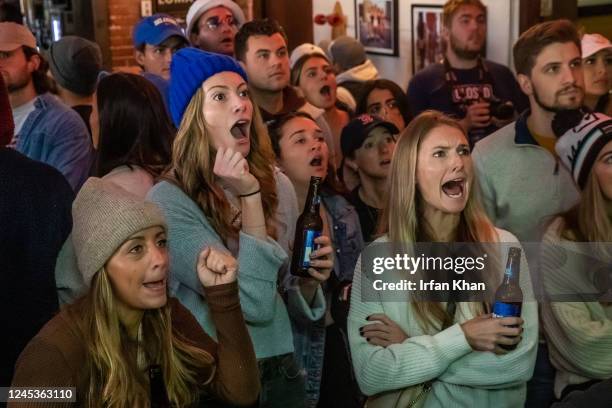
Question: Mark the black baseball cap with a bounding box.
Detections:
[341,114,399,157]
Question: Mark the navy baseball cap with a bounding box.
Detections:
[133,13,187,48]
[341,114,399,157]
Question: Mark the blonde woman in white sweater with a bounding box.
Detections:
[348,111,538,407]
[541,111,612,400]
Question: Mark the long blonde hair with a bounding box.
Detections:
[382,111,499,332]
[169,87,278,242]
[70,269,215,407]
[561,168,612,242]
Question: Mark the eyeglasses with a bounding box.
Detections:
[204,16,237,31]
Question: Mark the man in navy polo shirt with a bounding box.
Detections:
[407,0,528,146]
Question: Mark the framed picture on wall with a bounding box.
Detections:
[411,4,445,74]
[355,0,399,56]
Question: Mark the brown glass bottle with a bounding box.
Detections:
[492,246,523,350]
[291,176,323,277]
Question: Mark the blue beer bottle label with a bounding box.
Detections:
[492,301,521,318]
[301,229,321,268]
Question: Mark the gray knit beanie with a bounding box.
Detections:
[328,35,366,71]
[71,177,167,286]
[47,36,102,96]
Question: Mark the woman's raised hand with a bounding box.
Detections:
[213,147,260,197]
[197,247,238,287]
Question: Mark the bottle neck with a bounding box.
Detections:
[303,178,321,213]
[503,256,520,285]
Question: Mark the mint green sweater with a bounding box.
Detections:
[147,177,325,359]
[348,229,538,407]
[541,217,612,398]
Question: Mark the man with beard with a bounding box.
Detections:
[0,22,92,191]
[472,19,584,408]
[407,0,528,146]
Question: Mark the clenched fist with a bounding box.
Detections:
[197,247,238,287]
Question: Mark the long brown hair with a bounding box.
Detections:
[95,73,174,179]
[69,268,215,407]
[170,87,278,241]
[382,111,499,332]
[267,110,346,196]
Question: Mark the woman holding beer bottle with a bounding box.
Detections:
[11,178,259,407]
[147,48,333,408]
[269,111,364,408]
[541,111,612,401]
[348,111,538,407]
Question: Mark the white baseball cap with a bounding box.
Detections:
[582,33,612,59]
[289,43,328,69]
[185,0,246,37]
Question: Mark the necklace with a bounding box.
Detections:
[136,323,146,371]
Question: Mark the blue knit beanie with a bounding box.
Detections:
[169,47,248,127]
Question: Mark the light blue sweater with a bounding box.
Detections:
[147,176,325,359]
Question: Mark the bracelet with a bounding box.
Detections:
[242,224,267,229]
[238,189,261,198]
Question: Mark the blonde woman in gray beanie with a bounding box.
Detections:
[10,178,260,407]
[540,110,612,401]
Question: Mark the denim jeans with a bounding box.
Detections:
[258,353,306,408]
[525,342,555,408]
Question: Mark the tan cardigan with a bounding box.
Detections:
[10,281,259,407]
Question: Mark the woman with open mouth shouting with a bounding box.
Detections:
[348,111,538,407]
[269,111,364,408]
[290,43,352,171]
[11,178,259,407]
[147,48,333,408]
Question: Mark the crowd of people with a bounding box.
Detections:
[1,0,612,406]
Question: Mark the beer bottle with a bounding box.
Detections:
[291,176,323,277]
[149,364,170,407]
[492,246,523,350]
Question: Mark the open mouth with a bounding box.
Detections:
[441,178,466,199]
[310,154,323,167]
[220,37,233,44]
[143,278,166,291]
[320,85,331,97]
[379,159,391,166]
[230,119,250,139]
